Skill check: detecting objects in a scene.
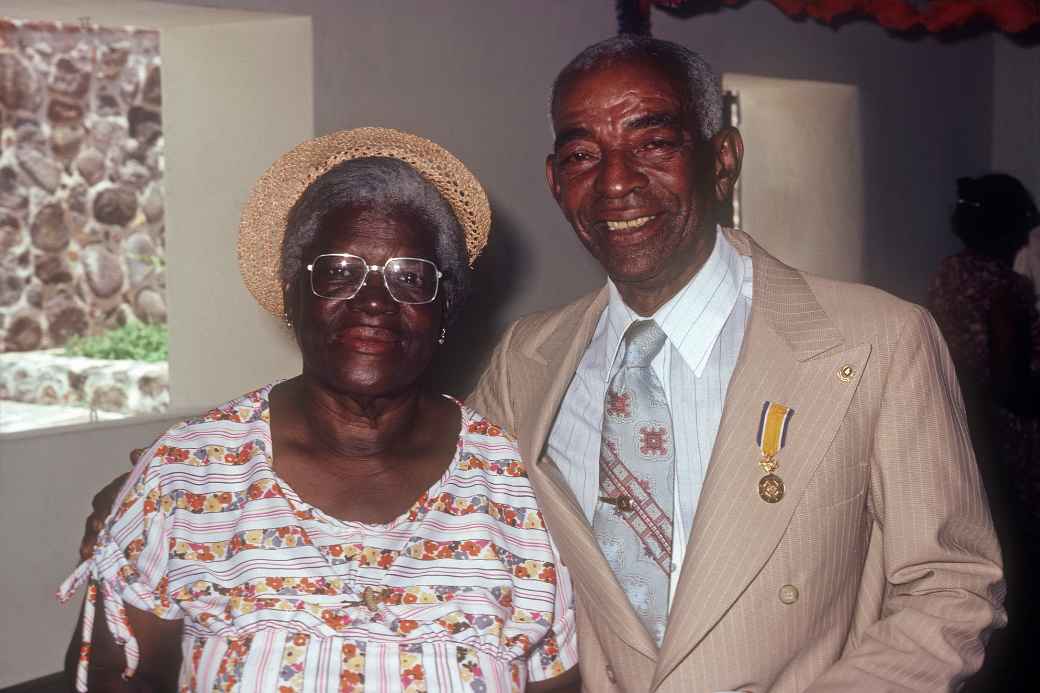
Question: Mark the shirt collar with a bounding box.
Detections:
[603,226,746,380]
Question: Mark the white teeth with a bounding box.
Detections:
[605,215,655,231]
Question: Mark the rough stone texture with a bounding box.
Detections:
[34,253,73,284]
[74,147,105,184]
[0,20,165,353]
[0,350,169,415]
[0,212,21,255]
[0,53,39,111]
[133,287,166,323]
[30,201,69,251]
[81,243,124,298]
[141,183,163,222]
[0,273,23,308]
[50,122,85,160]
[93,185,138,225]
[45,299,88,344]
[4,314,42,351]
[17,145,61,191]
[125,232,156,288]
[0,166,28,210]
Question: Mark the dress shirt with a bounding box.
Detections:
[546,228,753,602]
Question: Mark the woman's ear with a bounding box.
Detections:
[282,280,298,329]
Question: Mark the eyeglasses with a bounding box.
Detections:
[306,253,443,304]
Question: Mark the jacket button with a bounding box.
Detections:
[605,664,617,683]
[779,584,800,604]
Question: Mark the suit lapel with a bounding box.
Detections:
[515,287,660,660]
[653,232,871,687]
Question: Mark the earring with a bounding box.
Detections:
[283,312,293,329]
[438,327,446,345]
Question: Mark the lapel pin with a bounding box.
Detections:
[838,364,855,383]
[757,401,794,503]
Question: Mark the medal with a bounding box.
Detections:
[756,401,794,503]
[758,473,785,503]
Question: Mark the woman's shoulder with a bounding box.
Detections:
[455,403,530,479]
[138,383,276,476]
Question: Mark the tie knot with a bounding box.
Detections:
[620,320,667,368]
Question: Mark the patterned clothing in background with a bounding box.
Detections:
[59,384,577,692]
[929,251,1040,544]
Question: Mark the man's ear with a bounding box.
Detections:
[545,154,562,205]
[711,127,743,203]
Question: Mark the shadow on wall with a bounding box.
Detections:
[429,195,535,399]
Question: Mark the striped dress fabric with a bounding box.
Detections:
[59,384,577,692]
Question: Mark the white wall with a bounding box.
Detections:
[724,74,865,282]
[0,414,181,685]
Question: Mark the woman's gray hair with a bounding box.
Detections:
[549,35,723,144]
[281,157,470,324]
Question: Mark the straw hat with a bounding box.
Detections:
[238,127,491,317]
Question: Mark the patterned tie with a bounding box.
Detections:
[593,319,675,645]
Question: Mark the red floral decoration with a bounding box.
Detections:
[635,0,1040,32]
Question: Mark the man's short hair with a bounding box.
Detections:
[549,35,723,144]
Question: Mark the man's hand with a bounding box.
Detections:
[77,448,142,562]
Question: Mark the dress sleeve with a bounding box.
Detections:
[57,440,182,690]
[525,534,579,682]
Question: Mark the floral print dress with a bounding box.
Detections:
[59,384,577,692]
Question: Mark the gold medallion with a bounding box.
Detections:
[759,473,785,503]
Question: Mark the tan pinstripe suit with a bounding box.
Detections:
[468,229,1005,692]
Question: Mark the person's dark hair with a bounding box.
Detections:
[549,35,723,143]
[953,174,1040,256]
[281,157,470,324]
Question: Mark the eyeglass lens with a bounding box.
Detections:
[310,255,439,304]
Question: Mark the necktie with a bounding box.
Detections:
[593,319,675,645]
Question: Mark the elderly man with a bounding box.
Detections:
[468,36,1005,692]
[79,35,1004,693]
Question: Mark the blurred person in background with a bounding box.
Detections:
[929,172,1040,690]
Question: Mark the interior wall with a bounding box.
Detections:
[723,74,865,282]
[991,34,1040,199]
[0,413,182,685]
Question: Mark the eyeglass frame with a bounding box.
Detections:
[305,253,444,305]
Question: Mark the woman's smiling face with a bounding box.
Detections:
[291,204,444,399]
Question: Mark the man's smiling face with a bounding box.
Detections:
[546,55,719,302]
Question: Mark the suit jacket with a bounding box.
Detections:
[468,229,1005,692]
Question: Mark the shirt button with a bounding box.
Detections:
[605,664,617,683]
[779,584,800,604]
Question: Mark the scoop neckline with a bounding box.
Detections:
[261,385,469,531]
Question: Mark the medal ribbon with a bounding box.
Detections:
[757,401,793,469]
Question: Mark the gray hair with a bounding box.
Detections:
[549,35,723,143]
[281,157,470,324]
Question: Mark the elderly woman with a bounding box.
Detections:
[60,128,578,692]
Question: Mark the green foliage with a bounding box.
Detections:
[64,321,169,362]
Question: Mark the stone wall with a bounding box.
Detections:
[0,350,168,415]
[0,18,165,353]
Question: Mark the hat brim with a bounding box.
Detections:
[238,127,491,317]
